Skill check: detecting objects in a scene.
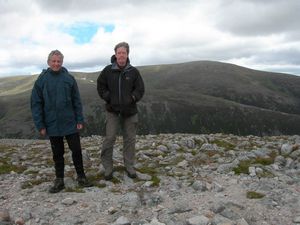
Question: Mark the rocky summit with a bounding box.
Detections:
[0,133,300,225]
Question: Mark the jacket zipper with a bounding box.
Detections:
[118,72,123,105]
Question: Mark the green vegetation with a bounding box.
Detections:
[137,166,161,186]
[24,169,39,175]
[211,139,236,150]
[255,157,274,165]
[65,187,85,193]
[170,155,186,165]
[0,162,27,175]
[137,166,157,175]
[194,139,205,147]
[0,145,13,153]
[151,175,160,187]
[233,153,276,176]
[191,150,197,155]
[21,178,49,189]
[87,173,105,187]
[2,61,300,138]
[233,160,252,175]
[246,191,265,199]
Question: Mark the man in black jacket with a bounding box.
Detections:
[97,42,145,180]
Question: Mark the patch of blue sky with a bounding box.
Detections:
[20,37,37,45]
[62,22,115,44]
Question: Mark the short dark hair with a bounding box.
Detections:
[47,50,64,63]
[114,42,130,54]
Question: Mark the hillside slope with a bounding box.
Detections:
[0,61,300,138]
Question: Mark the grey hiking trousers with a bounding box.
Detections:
[101,111,138,172]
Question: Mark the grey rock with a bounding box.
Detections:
[157,145,168,152]
[290,149,300,159]
[186,215,210,225]
[236,218,249,225]
[181,138,195,149]
[293,215,300,223]
[61,198,76,205]
[211,214,234,225]
[274,155,287,168]
[0,134,299,225]
[212,182,224,192]
[192,180,207,191]
[210,203,225,213]
[144,218,166,225]
[200,143,219,151]
[168,201,193,214]
[252,148,272,158]
[112,216,131,225]
[137,172,152,181]
[167,143,181,151]
[121,192,141,208]
[281,143,293,155]
[217,163,236,174]
[248,166,256,176]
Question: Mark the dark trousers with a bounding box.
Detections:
[49,133,85,178]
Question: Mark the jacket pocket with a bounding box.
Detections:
[63,80,73,104]
[123,93,133,105]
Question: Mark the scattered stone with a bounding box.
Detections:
[192,180,207,192]
[0,134,299,225]
[144,218,166,225]
[14,218,25,225]
[112,216,130,225]
[281,143,293,155]
[212,182,224,192]
[248,167,256,176]
[62,198,76,205]
[293,215,300,223]
[186,215,210,225]
[108,207,118,214]
[0,210,10,222]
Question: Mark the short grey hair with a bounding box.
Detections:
[47,50,64,62]
[114,42,130,54]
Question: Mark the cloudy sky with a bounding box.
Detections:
[1,0,300,77]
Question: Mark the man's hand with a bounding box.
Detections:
[40,128,46,136]
[77,123,83,130]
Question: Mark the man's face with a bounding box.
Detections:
[48,54,63,71]
[115,47,128,67]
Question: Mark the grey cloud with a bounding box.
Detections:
[1,0,300,77]
[215,0,300,36]
[252,48,300,65]
[64,57,108,71]
[34,0,144,13]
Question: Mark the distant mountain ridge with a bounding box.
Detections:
[1,60,300,138]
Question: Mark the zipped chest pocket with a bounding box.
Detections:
[63,80,73,103]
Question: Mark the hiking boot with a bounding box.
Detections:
[49,178,64,193]
[104,170,113,181]
[77,176,93,187]
[125,168,137,179]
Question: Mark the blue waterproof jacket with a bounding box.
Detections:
[31,67,84,136]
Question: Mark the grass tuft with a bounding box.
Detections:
[211,139,235,150]
[246,191,265,199]
[0,162,27,175]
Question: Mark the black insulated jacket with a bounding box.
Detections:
[97,55,145,117]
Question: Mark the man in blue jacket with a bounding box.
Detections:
[31,50,91,193]
[97,42,145,180]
